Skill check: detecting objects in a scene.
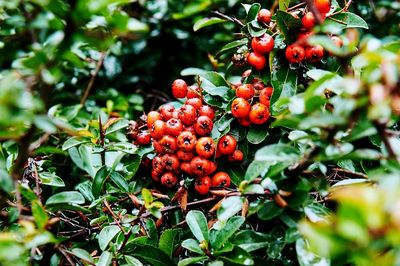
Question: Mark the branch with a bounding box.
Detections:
[80,51,106,105]
[212,11,245,27]
[374,121,398,162]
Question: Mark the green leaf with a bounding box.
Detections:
[296,238,330,266]
[233,230,269,252]
[217,196,244,221]
[31,200,48,229]
[279,0,291,11]
[211,216,245,250]
[186,210,209,242]
[105,119,129,135]
[258,200,284,220]
[97,251,112,266]
[124,256,144,266]
[71,248,94,264]
[158,229,182,258]
[0,169,14,193]
[193,17,226,32]
[98,225,121,251]
[255,143,300,163]
[125,245,173,266]
[221,246,254,265]
[247,126,268,144]
[178,256,208,266]
[38,172,65,187]
[217,39,249,56]
[201,72,229,87]
[202,86,230,98]
[274,10,301,43]
[62,137,90,151]
[330,12,368,29]
[245,3,261,22]
[181,239,204,255]
[92,166,111,198]
[245,161,268,181]
[46,191,85,205]
[109,170,129,192]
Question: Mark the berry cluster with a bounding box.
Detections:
[231,72,272,126]
[129,79,245,195]
[285,0,343,63]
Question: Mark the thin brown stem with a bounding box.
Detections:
[80,51,107,105]
[212,10,245,27]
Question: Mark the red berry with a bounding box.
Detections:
[161,172,178,188]
[257,9,271,24]
[180,162,193,175]
[178,105,197,126]
[314,0,331,14]
[172,79,188,98]
[165,118,183,137]
[305,45,324,63]
[259,87,273,105]
[231,98,251,118]
[249,103,270,125]
[187,85,202,99]
[302,12,315,30]
[152,140,165,154]
[136,130,151,145]
[198,105,215,120]
[151,169,162,182]
[190,156,212,177]
[217,135,237,155]
[195,137,216,159]
[195,176,211,194]
[150,120,166,140]
[238,116,251,127]
[236,84,255,100]
[186,98,203,110]
[162,154,180,172]
[177,150,195,162]
[211,172,231,187]
[251,33,274,54]
[177,131,197,152]
[160,135,178,154]
[152,155,164,172]
[285,44,305,63]
[228,150,244,162]
[147,111,162,128]
[247,52,266,71]
[160,104,175,121]
[194,116,213,136]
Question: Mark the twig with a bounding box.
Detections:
[212,11,245,27]
[28,133,50,153]
[57,245,81,266]
[330,0,353,16]
[374,121,398,162]
[302,0,324,24]
[287,2,307,12]
[103,199,126,234]
[332,168,368,179]
[80,51,107,105]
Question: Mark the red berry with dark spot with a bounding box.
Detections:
[238,116,252,127]
[305,45,324,63]
[195,176,211,194]
[162,154,180,172]
[259,87,273,105]
[228,150,244,162]
[285,44,305,63]
[236,84,255,100]
[177,150,195,162]
[152,140,165,154]
[249,103,270,125]
[151,169,163,182]
[217,135,237,155]
[195,137,216,159]
[251,33,274,54]
[150,120,166,140]
[177,131,197,152]
[190,156,212,177]
[152,155,164,172]
[160,104,175,121]
[136,130,151,145]
[247,52,266,71]
[165,118,183,137]
[178,105,197,126]
[187,85,202,99]
[231,98,251,118]
[160,135,178,154]
[211,172,231,187]
[161,172,178,188]
[172,79,188,99]
[194,116,213,136]
[180,162,193,175]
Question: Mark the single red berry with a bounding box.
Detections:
[160,135,178,154]
[165,118,183,137]
[177,150,195,162]
[162,154,180,172]
[209,161,217,175]
[177,131,197,152]
[151,168,163,182]
[236,84,255,100]
[136,130,151,145]
[160,104,175,121]
[305,45,324,63]
[249,103,270,125]
[147,111,162,128]
[161,172,178,188]
[228,150,244,162]
[217,135,237,155]
[195,176,211,194]
[178,105,197,126]
[190,156,212,177]
[302,12,315,30]
[187,85,202,99]
[238,116,252,127]
[150,120,166,140]
[152,140,165,154]
[251,33,274,54]
[231,98,251,118]
[247,52,266,71]
[180,162,193,175]
[186,98,203,110]
[194,116,213,136]
[172,79,188,99]
[257,9,271,24]
[152,155,164,172]
[195,137,216,159]
[330,36,343,47]
[259,87,273,105]
[314,0,331,14]
[211,172,231,187]
[285,44,305,63]
[198,105,215,120]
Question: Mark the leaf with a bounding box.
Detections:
[220,246,254,265]
[245,161,268,181]
[46,191,85,205]
[180,67,209,76]
[193,17,226,32]
[105,118,129,135]
[124,256,144,266]
[217,39,248,56]
[330,12,368,29]
[247,126,268,144]
[38,172,65,187]
[217,196,244,221]
[274,10,301,43]
[296,238,330,266]
[257,200,284,220]
[109,170,129,192]
[279,0,291,11]
[31,200,48,229]
[125,245,173,266]
[62,137,90,151]
[92,166,111,198]
[158,229,182,258]
[181,239,204,255]
[201,72,229,87]
[245,3,260,22]
[0,169,13,193]
[233,230,270,252]
[178,256,208,266]
[71,248,94,264]
[186,210,209,242]
[211,216,245,250]
[304,203,332,223]
[202,86,230,97]
[98,225,121,251]
[97,251,112,266]
[255,143,300,163]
